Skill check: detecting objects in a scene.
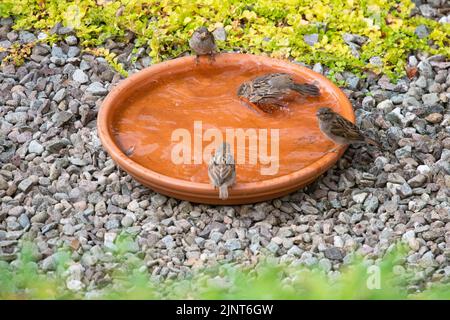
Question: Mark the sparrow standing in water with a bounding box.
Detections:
[208,142,236,200]
[189,27,217,64]
[316,107,382,152]
[237,73,320,113]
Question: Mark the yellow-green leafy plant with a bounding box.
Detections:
[1,42,35,65]
[84,47,128,77]
[0,33,59,65]
[0,0,449,80]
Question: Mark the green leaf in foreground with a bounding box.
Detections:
[1,239,448,300]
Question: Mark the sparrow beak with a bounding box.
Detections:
[200,32,207,40]
[316,108,326,118]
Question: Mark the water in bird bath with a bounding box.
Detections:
[111,59,343,183]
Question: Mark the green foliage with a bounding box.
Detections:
[0,242,74,299]
[0,0,449,80]
[1,41,34,65]
[0,238,449,300]
[0,32,60,66]
[84,47,129,77]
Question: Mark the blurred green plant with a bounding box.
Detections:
[0,242,73,299]
[0,0,449,80]
[1,237,449,300]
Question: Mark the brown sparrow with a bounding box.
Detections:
[317,107,382,152]
[189,27,217,64]
[208,142,236,200]
[237,73,320,113]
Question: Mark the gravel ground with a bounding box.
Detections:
[1,5,449,293]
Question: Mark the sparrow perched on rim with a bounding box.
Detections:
[208,142,236,200]
[237,73,320,113]
[316,107,382,152]
[189,27,217,64]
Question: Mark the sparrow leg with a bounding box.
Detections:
[209,52,216,63]
[195,55,200,65]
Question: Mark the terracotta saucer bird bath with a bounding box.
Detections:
[97,53,354,204]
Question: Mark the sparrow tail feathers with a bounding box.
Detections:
[291,83,320,96]
[219,185,229,200]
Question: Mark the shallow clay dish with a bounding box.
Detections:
[97,53,354,204]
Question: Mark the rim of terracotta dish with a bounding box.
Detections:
[97,53,354,201]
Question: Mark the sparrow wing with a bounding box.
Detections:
[210,32,217,46]
[249,73,290,103]
[209,163,234,186]
[330,114,365,142]
[207,32,217,52]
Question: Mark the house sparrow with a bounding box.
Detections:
[189,27,217,64]
[208,142,236,200]
[237,73,320,113]
[317,107,382,152]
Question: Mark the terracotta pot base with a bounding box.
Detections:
[97,53,354,204]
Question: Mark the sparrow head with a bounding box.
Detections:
[216,142,230,155]
[212,142,232,164]
[194,26,210,40]
[237,82,250,98]
[316,107,335,121]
